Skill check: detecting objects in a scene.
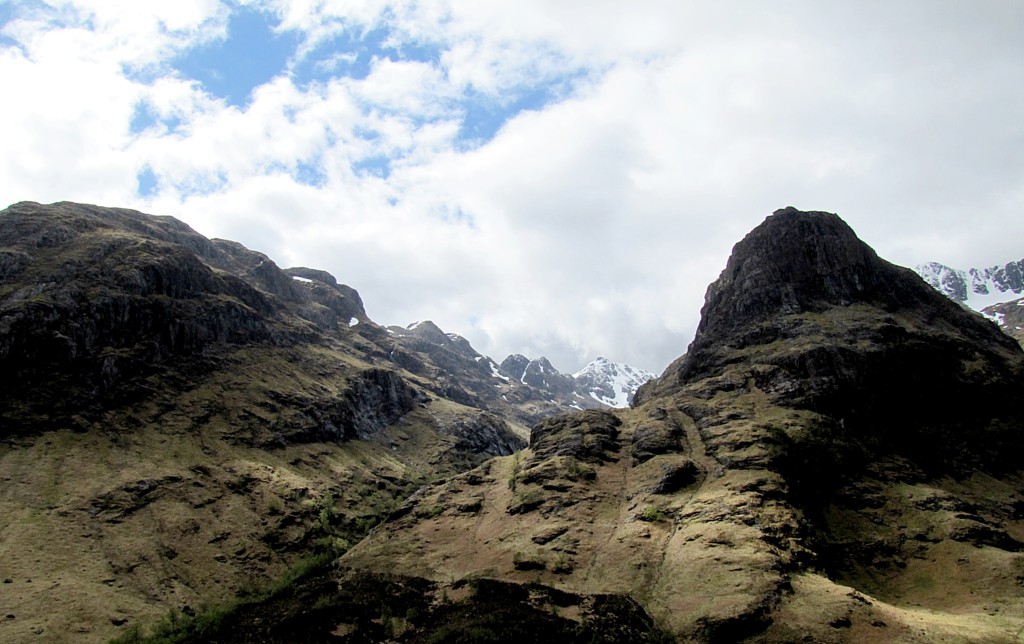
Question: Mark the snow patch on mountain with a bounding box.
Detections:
[490,361,509,382]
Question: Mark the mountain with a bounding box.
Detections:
[917,259,1024,309]
[383,323,654,412]
[321,207,1024,642]
[8,202,1024,642]
[981,297,1024,348]
[496,354,654,409]
[384,323,610,422]
[916,259,1024,348]
[573,357,655,407]
[0,201,557,642]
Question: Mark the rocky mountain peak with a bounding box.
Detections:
[497,354,531,381]
[499,354,571,392]
[573,357,654,407]
[695,208,900,340]
[404,320,448,342]
[667,207,1004,387]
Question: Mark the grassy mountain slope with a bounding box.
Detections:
[0,201,542,642]
[4,203,1022,642]
[332,209,1024,642]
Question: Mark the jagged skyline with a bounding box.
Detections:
[2,2,1023,373]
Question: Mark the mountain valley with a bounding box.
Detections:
[1,202,1023,642]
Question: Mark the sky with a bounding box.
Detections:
[1,1,1022,375]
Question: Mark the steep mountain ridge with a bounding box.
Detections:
[384,323,610,425]
[497,354,654,408]
[383,323,653,413]
[331,207,1024,642]
[0,201,536,642]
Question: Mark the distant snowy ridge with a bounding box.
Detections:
[390,320,654,411]
[573,357,656,408]
[916,258,1024,347]
[916,259,1024,311]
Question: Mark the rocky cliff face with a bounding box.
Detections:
[332,208,1024,643]
[657,207,1004,385]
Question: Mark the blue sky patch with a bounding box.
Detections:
[458,75,582,145]
[173,5,301,107]
[352,155,392,179]
[292,27,386,83]
[129,102,183,135]
[0,3,16,25]
[136,166,159,197]
[0,1,44,49]
[294,160,327,187]
[129,102,160,134]
[291,26,442,87]
[0,3,17,39]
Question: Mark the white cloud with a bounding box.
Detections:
[2,1,1024,374]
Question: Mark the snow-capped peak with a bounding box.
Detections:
[573,357,655,408]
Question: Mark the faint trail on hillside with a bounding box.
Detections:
[670,408,720,479]
[578,441,632,592]
[639,407,720,622]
